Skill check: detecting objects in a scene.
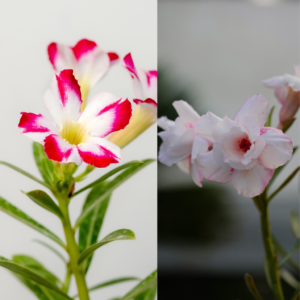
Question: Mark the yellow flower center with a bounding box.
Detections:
[60,121,89,145]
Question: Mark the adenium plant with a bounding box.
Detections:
[158,68,299,300]
[0,38,157,300]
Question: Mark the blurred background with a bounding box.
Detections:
[158,0,299,299]
[0,1,156,299]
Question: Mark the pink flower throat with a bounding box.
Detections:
[239,137,251,153]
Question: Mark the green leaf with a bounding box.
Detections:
[73,160,150,197]
[75,159,155,228]
[265,105,275,127]
[0,196,65,248]
[33,142,57,186]
[273,236,299,272]
[22,190,63,219]
[268,167,300,202]
[291,290,300,300]
[282,118,296,133]
[0,256,72,300]
[73,277,139,298]
[244,273,264,300]
[280,269,299,290]
[78,182,110,273]
[33,240,67,264]
[74,165,95,182]
[290,211,299,238]
[78,229,135,265]
[268,146,298,188]
[134,286,157,300]
[0,160,50,189]
[120,270,157,300]
[278,238,300,269]
[12,255,62,289]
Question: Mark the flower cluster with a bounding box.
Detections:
[158,95,293,198]
[18,39,157,168]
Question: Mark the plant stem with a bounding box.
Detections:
[257,196,284,300]
[63,262,72,293]
[58,196,90,300]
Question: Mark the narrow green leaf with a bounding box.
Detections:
[278,238,300,268]
[290,211,300,238]
[22,190,63,219]
[78,229,135,265]
[0,257,72,300]
[273,236,299,272]
[282,118,296,133]
[74,165,95,182]
[33,142,57,186]
[134,286,157,300]
[0,196,65,248]
[73,160,148,197]
[12,255,62,289]
[78,182,110,273]
[280,269,299,290]
[268,167,300,202]
[291,290,300,300]
[265,105,275,127]
[120,270,157,300]
[73,277,139,298]
[244,273,264,300]
[75,159,155,228]
[268,146,298,188]
[33,240,67,264]
[0,161,50,189]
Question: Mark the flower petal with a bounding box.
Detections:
[78,92,131,138]
[239,116,260,143]
[196,151,233,183]
[157,116,174,131]
[158,128,195,166]
[133,99,157,124]
[195,112,222,142]
[44,70,82,127]
[177,156,190,174]
[173,100,200,128]
[284,74,300,92]
[77,137,121,168]
[212,116,236,141]
[231,163,274,198]
[262,76,286,88]
[274,86,289,104]
[44,134,81,165]
[47,43,76,72]
[191,162,203,187]
[258,127,293,169]
[18,112,57,144]
[72,39,97,60]
[191,135,210,161]
[107,52,119,64]
[234,94,269,127]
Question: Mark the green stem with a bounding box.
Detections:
[258,197,284,300]
[58,196,90,300]
[63,262,72,293]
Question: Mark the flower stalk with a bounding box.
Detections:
[56,191,90,300]
[254,195,284,300]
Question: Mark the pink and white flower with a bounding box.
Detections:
[263,66,300,128]
[48,39,119,110]
[196,95,293,197]
[108,53,157,148]
[158,101,218,187]
[18,70,131,168]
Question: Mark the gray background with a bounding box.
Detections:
[0,1,157,299]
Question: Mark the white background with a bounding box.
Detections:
[0,1,157,299]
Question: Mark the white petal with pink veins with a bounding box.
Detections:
[262,76,286,88]
[197,151,233,183]
[191,135,210,161]
[229,159,258,171]
[231,163,274,198]
[191,162,203,187]
[173,100,201,128]
[258,127,293,169]
[158,116,175,131]
[195,112,222,142]
[44,70,82,127]
[274,86,289,104]
[239,116,260,143]
[243,135,266,162]
[158,129,195,166]
[234,94,269,127]
[212,116,236,141]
